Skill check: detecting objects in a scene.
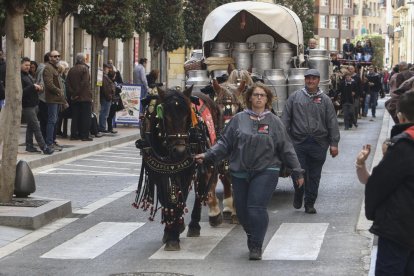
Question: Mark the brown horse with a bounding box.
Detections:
[205,79,245,226]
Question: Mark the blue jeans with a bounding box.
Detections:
[99,100,111,131]
[46,103,59,146]
[232,170,279,247]
[292,137,328,206]
[376,236,414,275]
[364,93,378,117]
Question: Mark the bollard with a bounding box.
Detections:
[14,160,36,198]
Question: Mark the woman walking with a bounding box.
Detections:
[195,83,304,260]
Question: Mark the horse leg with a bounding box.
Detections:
[221,172,238,224]
[163,224,181,251]
[187,196,201,237]
[208,173,223,227]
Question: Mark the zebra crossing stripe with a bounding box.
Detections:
[150,222,235,260]
[41,222,144,259]
[262,223,329,260]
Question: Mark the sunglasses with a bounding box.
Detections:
[51,55,60,58]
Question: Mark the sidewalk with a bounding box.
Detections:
[0,124,140,232]
[11,124,140,170]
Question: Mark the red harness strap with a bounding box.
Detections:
[192,99,216,145]
[404,125,414,139]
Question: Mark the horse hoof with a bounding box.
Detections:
[187,227,200,237]
[223,211,232,221]
[209,213,223,227]
[231,215,239,224]
[162,232,168,244]
[164,240,180,251]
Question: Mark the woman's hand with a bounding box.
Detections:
[194,153,205,164]
[296,177,304,188]
[356,144,371,165]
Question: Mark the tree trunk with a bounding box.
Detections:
[0,3,26,203]
[90,35,105,113]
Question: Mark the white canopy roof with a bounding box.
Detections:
[202,1,304,57]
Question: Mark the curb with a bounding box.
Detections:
[25,133,140,170]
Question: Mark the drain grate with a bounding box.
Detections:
[0,198,50,207]
[110,273,193,276]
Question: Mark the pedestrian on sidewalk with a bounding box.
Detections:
[20,57,54,155]
[35,52,50,140]
[365,90,414,275]
[281,69,340,214]
[43,50,68,150]
[339,71,358,130]
[98,63,115,133]
[195,83,304,261]
[363,66,382,120]
[66,53,93,141]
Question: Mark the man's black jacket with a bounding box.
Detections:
[365,123,414,250]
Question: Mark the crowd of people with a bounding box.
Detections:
[0,50,160,155]
[342,38,375,62]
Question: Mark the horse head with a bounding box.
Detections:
[156,85,193,161]
[212,79,244,124]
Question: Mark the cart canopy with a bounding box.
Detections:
[202,1,304,57]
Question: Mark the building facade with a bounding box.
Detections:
[314,0,354,53]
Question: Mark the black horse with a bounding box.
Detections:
[134,86,217,251]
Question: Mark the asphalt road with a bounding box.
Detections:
[0,102,387,276]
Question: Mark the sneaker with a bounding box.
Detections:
[249,247,262,260]
[26,146,41,153]
[353,123,358,128]
[70,136,80,140]
[53,143,63,151]
[305,204,317,214]
[293,189,303,209]
[42,147,54,155]
[95,132,103,138]
[109,130,118,134]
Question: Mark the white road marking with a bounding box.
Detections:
[63,163,140,171]
[38,168,139,177]
[82,158,138,165]
[73,184,136,214]
[369,245,377,276]
[41,222,144,259]
[150,222,235,260]
[262,223,329,260]
[0,218,77,260]
[94,154,141,160]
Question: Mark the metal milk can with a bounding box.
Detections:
[252,42,273,75]
[186,70,210,92]
[287,68,308,97]
[308,49,330,82]
[263,69,288,116]
[273,43,294,77]
[211,42,231,57]
[231,42,253,70]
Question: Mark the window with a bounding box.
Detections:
[342,17,350,30]
[329,38,338,51]
[320,0,328,6]
[320,15,328,29]
[330,16,338,29]
[319,37,327,49]
[344,0,351,8]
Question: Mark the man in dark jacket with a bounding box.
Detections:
[282,69,340,214]
[66,53,93,141]
[21,57,53,154]
[365,91,414,274]
[43,50,68,149]
[364,66,382,120]
[339,72,358,130]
